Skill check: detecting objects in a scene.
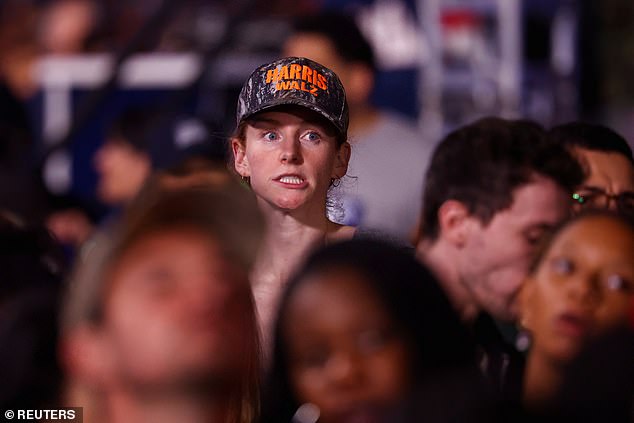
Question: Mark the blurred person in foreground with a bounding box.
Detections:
[59,184,264,423]
[259,239,494,423]
[283,12,432,241]
[518,211,634,422]
[549,122,634,219]
[416,118,584,399]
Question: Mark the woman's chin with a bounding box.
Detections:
[277,202,305,211]
[271,196,307,211]
[541,339,585,365]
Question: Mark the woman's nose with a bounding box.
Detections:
[326,351,364,389]
[279,138,302,164]
[567,273,601,305]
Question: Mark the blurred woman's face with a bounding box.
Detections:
[521,216,634,363]
[284,267,412,423]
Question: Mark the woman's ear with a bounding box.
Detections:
[231,138,250,178]
[332,141,351,179]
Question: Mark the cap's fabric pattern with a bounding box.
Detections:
[236,57,348,135]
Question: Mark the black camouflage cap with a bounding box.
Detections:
[236,57,349,136]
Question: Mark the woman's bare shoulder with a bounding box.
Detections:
[327,223,356,242]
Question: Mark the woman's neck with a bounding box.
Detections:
[523,350,565,410]
[253,195,350,279]
[250,202,354,350]
[254,207,334,286]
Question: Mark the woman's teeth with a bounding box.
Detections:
[279,176,304,184]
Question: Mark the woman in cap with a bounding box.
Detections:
[231,57,354,344]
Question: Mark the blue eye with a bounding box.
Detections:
[304,131,321,142]
[263,131,278,141]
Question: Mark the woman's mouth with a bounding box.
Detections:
[554,312,592,338]
[338,407,384,423]
[274,174,307,188]
[330,403,388,423]
[278,176,304,184]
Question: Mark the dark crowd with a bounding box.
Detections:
[1,2,633,423]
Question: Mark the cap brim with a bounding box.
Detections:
[239,98,344,135]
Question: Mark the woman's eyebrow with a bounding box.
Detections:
[249,117,281,129]
[250,116,335,135]
[301,119,336,135]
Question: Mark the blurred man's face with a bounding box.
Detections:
[283,33,345,78]
[93,139,151,205]
[283,34,358,104]
[459,176,571,322]
[40,0,96,54]
[283,32,375,110]
[99,228,254,390]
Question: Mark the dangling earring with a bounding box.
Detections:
[241,175,251,186]
[330,177,341,188]
[292,403,320,423]
[515,327,532,352]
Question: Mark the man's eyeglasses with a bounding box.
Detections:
[572,187,634,216]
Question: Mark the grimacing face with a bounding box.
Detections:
[520,215,634,363]
[284,267,412,423]
[459,176,571,321]
[572,147,634,215]
[98,228,255,388]
[232,108,349,212]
